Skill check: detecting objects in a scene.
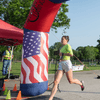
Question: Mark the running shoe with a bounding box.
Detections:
[81,81,84,91]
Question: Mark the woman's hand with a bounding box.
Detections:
[66,53,73,57]
[63,53,73,57]
[59,53,62,56]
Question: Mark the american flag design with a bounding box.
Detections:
[21,30,48,84]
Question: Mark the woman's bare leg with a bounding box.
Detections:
[49,70,64,100]
[66,69,82,86]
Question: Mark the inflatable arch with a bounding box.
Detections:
[20,0,69,96]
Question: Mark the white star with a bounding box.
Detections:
[29,53,31,55]
[33,33,35,35]
[34,41,36,43]
[39,45,41,47]
[29,43,31,45]
[36,43,38,45]
[27,32,30,34]
[31,36,34,38]
[36,51,39,53]
[30,39,33,41]
[38,35,41,37]
[37,48,40,50]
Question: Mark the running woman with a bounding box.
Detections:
[49,36,84,100]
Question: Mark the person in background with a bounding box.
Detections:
[49,36,84,100]
[2,46,14,75]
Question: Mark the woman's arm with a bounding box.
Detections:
[64,53,73,57]
[59,53,73,57]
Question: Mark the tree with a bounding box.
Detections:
[84,46,95,60]
[94,47,99,60]
[76,46,85,60]
[72,49,80,60]
[12,45,22,61]
[0,0,70,30]
[49,42,63,60]
[0,45,22,61]
[96,37,100,60]
[0,45,7,60]
[76,46,99,61]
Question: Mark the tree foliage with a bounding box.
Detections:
[84,46,97,60]
[76,46,85,60]
[49,42,63,60]
[49,43,99,61]
[0,0,70,30]
[96,38,100,60]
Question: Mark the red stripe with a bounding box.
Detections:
[32,55,41,74]
[40,36,48,81]
[24,58,39,83]
[40,61,48,81]
[41,33,48,73]
[45,33,48,49]
[41,35,48,61]
[21,64,26,84]
[33,55,47,81]
[45,33,49,73]
[36,56,40,74]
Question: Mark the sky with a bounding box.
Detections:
[49,0,100,50]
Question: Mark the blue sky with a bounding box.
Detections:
[49,0,100,50]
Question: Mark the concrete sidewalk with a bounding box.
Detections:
[0,70,100,100]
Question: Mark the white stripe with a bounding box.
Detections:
[21,48,32,84]
[21,48,24,83]
[27,57,43,82]
[38,53,48,80]
[41,32,48,55]
[21,72,23,83]
[40,66,42,76]
[41,32,48,79]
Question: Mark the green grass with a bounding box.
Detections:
[0,61,100,79]
[0,61,21,79]
[48,63,57,74]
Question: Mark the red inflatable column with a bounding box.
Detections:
[20,0,69,96]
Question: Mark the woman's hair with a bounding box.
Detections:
[62,36,69,42]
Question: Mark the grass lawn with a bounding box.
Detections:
[0,61,100,79]
[0,61,21,79]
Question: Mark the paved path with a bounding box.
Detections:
[0,70,100,100]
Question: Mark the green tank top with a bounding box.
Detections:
[60,44,73,60]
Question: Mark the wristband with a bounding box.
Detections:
[62,53,64,56]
